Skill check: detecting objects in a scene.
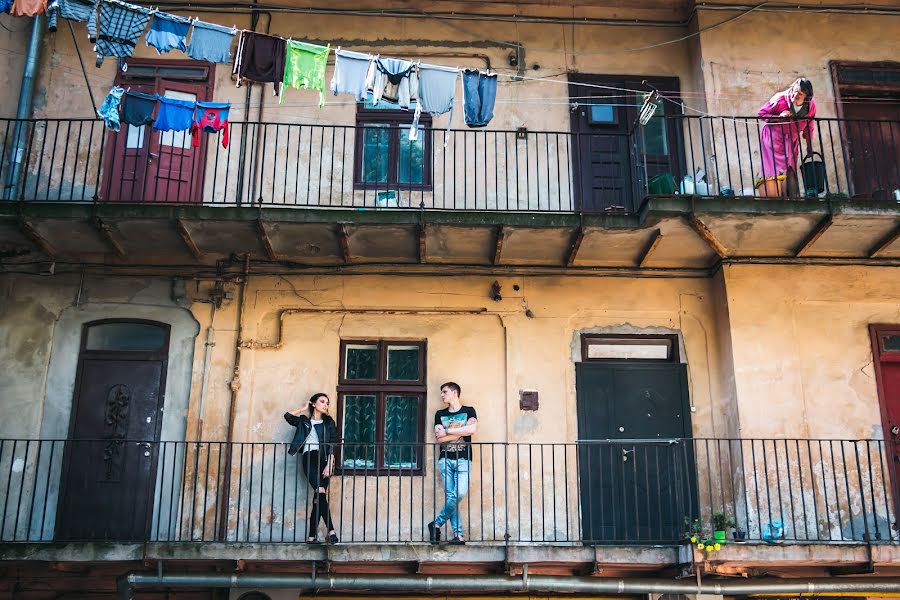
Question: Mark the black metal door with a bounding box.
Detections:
[569,77,634,213]
[576,361,696,544]
[56,320,169,541]
[569,75,683,214]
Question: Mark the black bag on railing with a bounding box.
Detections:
[800,151,827,196]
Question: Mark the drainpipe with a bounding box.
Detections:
[118,573,900,600]
[4,15,45,201]
[215,254,250,540]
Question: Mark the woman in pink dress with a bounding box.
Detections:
[757,78,816,197]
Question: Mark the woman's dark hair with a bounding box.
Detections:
[796,78,813,100]
[308,393,329,409]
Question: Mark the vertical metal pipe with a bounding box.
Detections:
[5,16,45,201]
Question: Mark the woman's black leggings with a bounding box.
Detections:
[302,450,335,536]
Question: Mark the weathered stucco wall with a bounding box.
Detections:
[723,263,900,440]
[695,10,900,119]
[0,273,199,439]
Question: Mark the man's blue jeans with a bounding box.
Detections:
[436,457,470,538]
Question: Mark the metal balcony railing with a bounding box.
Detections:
[0,116,896,212]
[0,438,896,545]
[649,115,900,202]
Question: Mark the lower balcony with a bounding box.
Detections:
[2,438,898,575]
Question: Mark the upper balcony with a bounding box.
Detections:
[0,114,898,270]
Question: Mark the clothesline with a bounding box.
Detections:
[37,0,721,131]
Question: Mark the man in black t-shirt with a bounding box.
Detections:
[428,381,478,545]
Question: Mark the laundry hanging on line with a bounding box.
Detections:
[10,0,46,17]
[121,90,156,126]
[192,102,231,148]
[145,12,191,55]
[47,0,97,39]
[281,39,330,107]
[93,0,151,67]
[53,0,503,127]
[96,86,231,147]
[233,30,286,96]
[187,20,236,64]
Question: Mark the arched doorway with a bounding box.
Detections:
[56,320,170,541]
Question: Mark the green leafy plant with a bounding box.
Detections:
[712,511,735,531]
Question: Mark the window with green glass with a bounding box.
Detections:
[354,97,432,190]
[338,340,426,474]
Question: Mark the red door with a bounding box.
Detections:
[870,325,900,522]
[840,101,900,199]
[100,60,213,204]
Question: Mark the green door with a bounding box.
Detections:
[576,361,696,544]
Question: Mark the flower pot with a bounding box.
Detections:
[755,176,784,198]
[714,530,727,543]
[733,529,746,542]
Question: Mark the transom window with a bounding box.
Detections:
[581,334,678,362]
[354,94,432,191]
[84,320,169,352]
[338,339,426,475]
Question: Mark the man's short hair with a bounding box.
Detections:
[440,381,461,397]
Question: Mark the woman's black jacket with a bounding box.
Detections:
[284,412,338,457]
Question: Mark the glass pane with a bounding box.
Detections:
[345,344,377,380]
[85,322,167,351]
[360,124,389,184]
[588,104,615,124]
[342,395,377,468]
[884,335,900,352]
[384,395,419,468]
[398,126,424,184]
[364,92,419,111]
[386,345,420,381]
[587,342,670,360]
[643,100,669,156]
[125,124,145,149]
[157,67,208,79]
[158,90,196,149]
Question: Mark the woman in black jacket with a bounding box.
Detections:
[284,393,339,543]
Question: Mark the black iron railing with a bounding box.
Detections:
[0,438,896,545]
[0,116,897,212]
[638,115,899,202]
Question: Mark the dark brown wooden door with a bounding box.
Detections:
[840,101,900,199]
[576,362,695,543]
[56,320,169,541]
[569,75,682,213]
[871,325,900,523]
[101,60,212,203]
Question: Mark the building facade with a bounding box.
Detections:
[1,0,900,598]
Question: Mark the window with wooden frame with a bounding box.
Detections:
[354,95,433,191]
[581,334,679,362]
[337,339,427,475]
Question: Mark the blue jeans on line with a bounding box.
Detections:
[436,457,470,538]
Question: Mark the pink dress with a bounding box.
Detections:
[757,92,817,178]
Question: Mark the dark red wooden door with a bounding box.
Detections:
[840,100,900,199]
[100,60,212,204]
[56,321,169,541]
[871,325,900,522]
[144,80,209,203]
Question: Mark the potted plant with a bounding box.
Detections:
[732,526,746,542]
[713,512,734,544]
[683,517,722,553]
